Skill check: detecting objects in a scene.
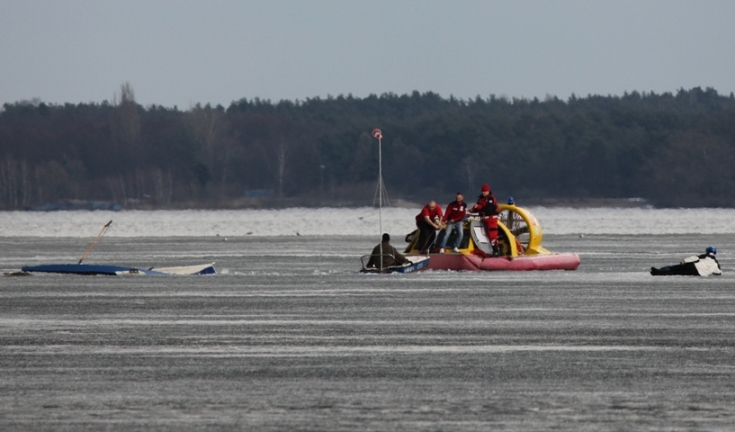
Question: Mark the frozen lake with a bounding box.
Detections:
[1,208,735,430]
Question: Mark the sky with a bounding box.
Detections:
[1,0,734,109]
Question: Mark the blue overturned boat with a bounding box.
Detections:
[8,220,216,277]
[20,262,216,276]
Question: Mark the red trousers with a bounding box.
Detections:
[483,216,498,245]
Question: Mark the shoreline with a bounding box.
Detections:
[13,197,655,212]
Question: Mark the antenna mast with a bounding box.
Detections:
[372,128,386,271]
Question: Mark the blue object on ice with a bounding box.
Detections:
[21,263,216,276]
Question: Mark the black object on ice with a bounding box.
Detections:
[650,264,699,276]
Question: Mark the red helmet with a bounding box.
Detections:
[481,184,490,192]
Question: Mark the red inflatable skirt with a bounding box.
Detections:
[424,252,581,271]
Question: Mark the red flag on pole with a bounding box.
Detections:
[372,128,382,139]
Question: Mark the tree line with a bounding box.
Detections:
[1,85,734,210]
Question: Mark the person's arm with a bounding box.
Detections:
[366,245,379,267]
[458,206,467,221]
[423,215,440,230]
[442,204,451,223]
[393,247,409,265]
[490,196,500,215]
[420,206,432,225]
[681,255,699,264]
[422,209,440,228]
[436,207,445,227]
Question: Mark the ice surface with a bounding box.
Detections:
[1,207,735,237]
[2,233,735,430]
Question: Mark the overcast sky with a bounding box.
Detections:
[2,0,734,109]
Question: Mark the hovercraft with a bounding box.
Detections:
[404,202,580,271]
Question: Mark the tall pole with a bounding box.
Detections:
[372,128,383,271]
[378,135,382,242]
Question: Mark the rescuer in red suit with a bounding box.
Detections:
[471,184,500,255]
[415,200,443,254]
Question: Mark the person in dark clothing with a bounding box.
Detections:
[415,200,443,254]
[366,233,410,271]
[650,246,722,276]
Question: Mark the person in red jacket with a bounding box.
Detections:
[415,200,443,254]
[470,184,500,254]
[438,192,467,253]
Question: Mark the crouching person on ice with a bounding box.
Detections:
[650,246,722,276]
[366,233,410,272]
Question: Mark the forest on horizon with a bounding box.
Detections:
[1,85,734,210]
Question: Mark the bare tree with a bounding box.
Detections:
[461,156,479,192]
[107,175,127,204]
[186,105,234,196]
[20,160,30,207]
[188,105,225,169]
[255,135,291,199]
[247,115,299,200]
[110,82,141,157]
[33,161,72,204]
[272,137,289,199]
[0,159,16,208]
